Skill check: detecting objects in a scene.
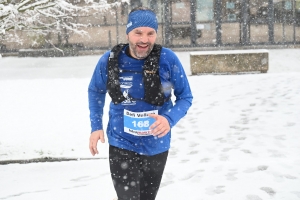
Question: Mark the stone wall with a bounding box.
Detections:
[190,50,269,74]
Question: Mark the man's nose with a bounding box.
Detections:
[140,35,148,43]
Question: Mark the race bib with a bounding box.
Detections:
[124,109,158,136]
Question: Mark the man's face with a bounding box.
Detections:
[127,27,157,59]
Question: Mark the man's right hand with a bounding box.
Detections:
[89,130,105,156]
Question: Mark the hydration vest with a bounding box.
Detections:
[107,43,167,106]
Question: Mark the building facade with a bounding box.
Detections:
[2,0,300,51]
[122,0,300,48]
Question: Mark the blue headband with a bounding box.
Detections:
[126,10,158,34]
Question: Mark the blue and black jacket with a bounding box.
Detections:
[88,44,193,156]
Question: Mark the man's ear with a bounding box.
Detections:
[126,35,129,41]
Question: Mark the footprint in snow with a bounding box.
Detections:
[226,172,238,181]
[244,165,268,173]
[160,180,174,188]
[206,186,225,195]
[246,195,262,200]
[200,158,210,163]
[241,149,251,154]
[180,159,189,163]
[188,142,199,147]
[260,187,276,196]
[188,150,198,155]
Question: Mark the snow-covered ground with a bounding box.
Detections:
[0,49,300,200]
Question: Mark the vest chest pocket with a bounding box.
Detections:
[119,73,144,100]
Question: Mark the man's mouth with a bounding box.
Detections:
[136,44,149,49]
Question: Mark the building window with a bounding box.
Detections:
[196,0,214,22]
[221,0,241,22]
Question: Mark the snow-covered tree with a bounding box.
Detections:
[0,0,127,45]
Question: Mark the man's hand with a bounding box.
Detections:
[89,130,105,156]
[149,114,170,138]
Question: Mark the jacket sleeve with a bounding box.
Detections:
[88,52,110,133]
[161,50,193,128]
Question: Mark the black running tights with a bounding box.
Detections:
[109,145,168,200]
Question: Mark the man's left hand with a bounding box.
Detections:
[148,114,170,138]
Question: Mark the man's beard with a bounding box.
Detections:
[128,41,154,59]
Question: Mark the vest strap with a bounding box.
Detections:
[107,44,127,104]
[142,44,165,106]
